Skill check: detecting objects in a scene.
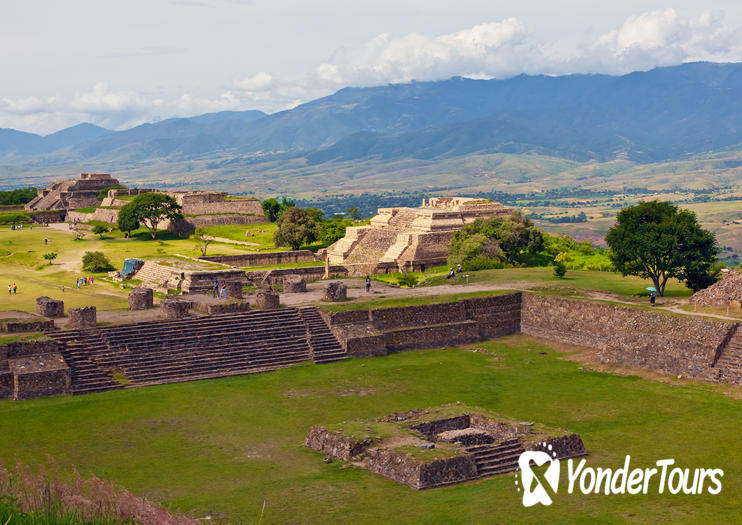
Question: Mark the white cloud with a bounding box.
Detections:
[580,8,742,73]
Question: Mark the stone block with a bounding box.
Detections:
[68,306,96,329]
[161,299,193,320]
[225,281,243,299]
[324,281,347,302]
[128,288,154,310]
[283,275,307,293]
[255,289,279,309]
[36,296,64,317]
[8,353,71,399]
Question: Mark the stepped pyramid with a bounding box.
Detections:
[327,197,511,273]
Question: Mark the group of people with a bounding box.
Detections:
[76,276,94,288]
[7,283,17,295]
[446,264,463,279]
[212,279,228,298]
[10,223,30,230]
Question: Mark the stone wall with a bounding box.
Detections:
[128,288,154,310]
[204,301,251,315]
[161,299,193,319]
[201,250,317,267]
[304,425,376,461]
[246,265,348,285]
[324,294,521,357]
[365,448,477,490]
[525,434,587,460]
[0,341,70,400]
[1,319,54,333]
[521,294,734,380]
[469,415,531,443]
[411,415,470,440]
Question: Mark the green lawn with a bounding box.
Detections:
[0,225,250,311]
[319,290,516,312]
[0,335,738,524]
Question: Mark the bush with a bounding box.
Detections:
[397,273,419,288]
[92,224,108,238]
[553,261,567,278]
[82,251,114,272]
[0,211,31,224]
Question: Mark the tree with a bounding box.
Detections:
[273,207,318,250]
[305,207,324,223]
[318,218,350,245]
[346,206,361,221]
[117,204,140,235]
[448,211,544,270]
[262,198,281,222]
[43,252,57,265]
[92,224,108,238]
[193,227,212,256]
[606,201,719,296]
[119,193,182,239]
[82,251,114,272]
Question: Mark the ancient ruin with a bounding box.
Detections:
[161,298,193,320]
[327,197,512,272]
[25,173,120,212]
[323,281,347,302]
[0,340,71,400]
[128,288,154,310]
[68,307,96,329]
[690,270,742,309]
[305,404,586,489]
[255,289,280,309]
[36,297,65,317]
[283,275,307,293]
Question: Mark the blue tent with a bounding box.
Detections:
[121,258,144,278]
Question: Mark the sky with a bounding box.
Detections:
[2,1,742,134]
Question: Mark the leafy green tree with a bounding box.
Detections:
[318,218,350,245]
[346,206,361,221]
[305,207,324,223]
[273,207,318,250]
[82,251,114,272]
[193,227,213,256]
[118,193,182,239]
[262,198,281,222]
[117,204,140,235]
[553,260,567,278]
[606,201,718,296]
[0,187,37,205]
[92,224,108,238]
[43,252,58,265]
[448,211,543,270]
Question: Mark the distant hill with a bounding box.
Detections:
[1,62,742,184]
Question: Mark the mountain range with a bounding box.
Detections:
[1,62,741,192]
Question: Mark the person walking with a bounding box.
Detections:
[365,276,371,293]
[7,284,11,295]
[650,290,656,307]
[213,279,219,297]
[12,283,17,294]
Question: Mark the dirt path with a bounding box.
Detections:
[203,235,260,247]
[585,291,741,321]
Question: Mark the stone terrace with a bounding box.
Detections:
[47,307,346,395]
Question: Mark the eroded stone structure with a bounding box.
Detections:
[68,307,96,329]
[690,271,742,309]
[26,173,120,212]
[128,288,154,310]
[305,405,586,489]
[323,281,347,302]
[283,276,307,293]
[327,197,511,273]
[36,296,64,317]
[255,289,280,309]
[161,298,193,319]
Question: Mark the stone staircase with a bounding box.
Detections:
[47,307,346,395]
[299,307,348,363]
[714,325,742,384]
[344,229,399,264]
[387,209,419,229]
[465,439,524,478]
[132,261,176,290]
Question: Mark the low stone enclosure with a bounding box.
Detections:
[322,292,742,385]
[305,404,586,489]
[0,340,71,400]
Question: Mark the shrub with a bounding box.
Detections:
[82,251,114,272]
[43,252,58,265]
[397,273,419,288]
[92,224,108,238]
[553,261,567,278]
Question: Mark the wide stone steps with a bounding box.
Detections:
[713,327,742,385]
[46,307,347,394]
[466,439,524,478]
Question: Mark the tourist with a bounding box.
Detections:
[44,238,48,245]
[456,263,462,274]
[12,283,17,294]
[650,290,656,307]
[447,268,455,279]
[61,285,65,292]
[213,279,219,297]
[219,280,226,298]
[7,284,10,295]
[91,276,94,284]
[365,276,371,293]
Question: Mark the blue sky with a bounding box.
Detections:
[2,1,742,134]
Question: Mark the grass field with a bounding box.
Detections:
[0,225,250,311]
[0,335,738,524]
